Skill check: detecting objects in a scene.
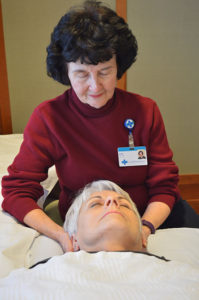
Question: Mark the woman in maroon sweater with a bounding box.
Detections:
[2,1,197,252]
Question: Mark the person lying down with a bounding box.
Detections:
[32,179,166,269]
[1,181,198,299]
[63,179,147,253]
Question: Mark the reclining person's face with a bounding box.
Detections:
[72,190,143,252]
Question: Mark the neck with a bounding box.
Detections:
[81,240,146,253]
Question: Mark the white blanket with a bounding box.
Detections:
[0,250,199,300]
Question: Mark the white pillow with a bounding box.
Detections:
[0,208,199,278]
[28,228,199,268]
[0,134,58,207]
[148,227,199,266]
[0,211,39,278]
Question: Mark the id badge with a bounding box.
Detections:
[118,146,148,167]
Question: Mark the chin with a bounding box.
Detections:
[88,101,108,109]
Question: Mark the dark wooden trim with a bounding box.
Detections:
[179,174,199,185]
[179,174,199,214]
[0,0,12,134]
[116,0,127,91]
[116,0,127,21]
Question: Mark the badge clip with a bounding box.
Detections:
[124,119,135,148]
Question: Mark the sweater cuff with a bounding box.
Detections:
[2,198,41,224]
[148,194,177,210]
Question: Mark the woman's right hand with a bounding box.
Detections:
[57,230,74,252]
[23,209,74,252]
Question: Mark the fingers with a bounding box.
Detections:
[142,226,150,248]
[64,239,74,252]
[142,232,148,248]
[59,231,74,252]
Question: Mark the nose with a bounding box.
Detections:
[104,196,119,208]
[88,74,102,92]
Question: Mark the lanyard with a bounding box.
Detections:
[124,119,135,148]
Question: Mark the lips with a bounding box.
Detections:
[89,93,103,98]
[100,210,123,220]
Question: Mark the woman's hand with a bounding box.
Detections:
[57,230,74,252]
[141,201,171,248]
[142,225,151,248]
[24,209,74,252]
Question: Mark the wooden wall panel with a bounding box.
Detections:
[116,0,127,91]
[179,174,199,214]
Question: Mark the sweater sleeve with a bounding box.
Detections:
[145,102,180,209]
[1,106,57,223]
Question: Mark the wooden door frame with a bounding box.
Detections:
[116,0,127,90]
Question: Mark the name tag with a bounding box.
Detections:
[118,146,148,167]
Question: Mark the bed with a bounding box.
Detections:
[0,134,199,299]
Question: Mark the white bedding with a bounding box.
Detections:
[0,134,199,298]
[0,209,199,277]
[0,250,199,299]
[0,134,58,208]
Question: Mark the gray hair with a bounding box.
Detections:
[63,180,141,236]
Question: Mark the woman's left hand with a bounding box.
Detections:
[142,225,151,248]
[141,202,171,247]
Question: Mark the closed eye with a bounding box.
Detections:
[120,204,131,209]
[117,198,132,210]
[89,201,102,208]
[99,71,109,76]
[77,73,88,79]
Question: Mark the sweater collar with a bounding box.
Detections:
[68,88,117,118]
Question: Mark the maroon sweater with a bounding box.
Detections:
[2,88,179,222]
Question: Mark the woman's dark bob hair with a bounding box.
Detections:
[46,0,138,86]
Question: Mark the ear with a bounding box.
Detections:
[72,234,80,252]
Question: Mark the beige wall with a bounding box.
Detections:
[2,0,199,173]
[127,0,199,174]
[1,0,115,133]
